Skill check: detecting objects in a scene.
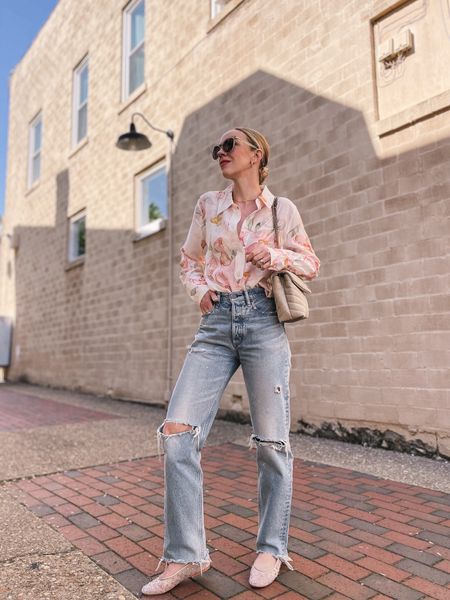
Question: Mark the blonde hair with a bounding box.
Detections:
[235,127,270,185]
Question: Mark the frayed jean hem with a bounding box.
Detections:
[155,553,211,575]
[255,549,295,571]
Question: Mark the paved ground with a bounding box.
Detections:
[0,382,450,599]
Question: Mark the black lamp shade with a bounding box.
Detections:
[116,123,152,151]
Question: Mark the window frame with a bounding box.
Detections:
[210,0,228,19]
[122,0,146,100]
[68,210,87,263]
[72,56,89,148]
[28,112,42,188]
[135,161,168,238]
[208,0,246,30]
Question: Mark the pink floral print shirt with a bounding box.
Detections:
[180,183,320,304]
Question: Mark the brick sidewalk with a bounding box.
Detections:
[0,389,118,431]
[6,442,450,599]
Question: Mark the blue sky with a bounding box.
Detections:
[0,0,59,217]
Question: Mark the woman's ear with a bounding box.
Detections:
[254,148,263,164]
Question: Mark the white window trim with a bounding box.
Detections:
[122,0,145,101]
[211,0,226,19]
[135,217,167,239]
[208,0,246,30]
[72,56,89,148]
[68,210,86,263]
[135,162,168,237]
[28,112,42,188]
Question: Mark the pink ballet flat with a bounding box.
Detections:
[249,557,282,588]
[141,560,211,595]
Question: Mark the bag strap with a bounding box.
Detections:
[271,195,310,291]
[271,196,280,248]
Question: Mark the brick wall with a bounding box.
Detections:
[1,0,449,456]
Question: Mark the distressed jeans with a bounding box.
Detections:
[156,286,294,572]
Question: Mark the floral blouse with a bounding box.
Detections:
[180,183,320,304]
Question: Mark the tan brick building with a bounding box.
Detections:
[2,0,449,456]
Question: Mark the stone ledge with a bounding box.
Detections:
[297,419,450,461]
[375,89,450,136]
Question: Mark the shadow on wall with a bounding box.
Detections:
[7,70,450,457]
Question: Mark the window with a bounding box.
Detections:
[372,0,450,136]
[136,164,167,235]
[72,57,89,146]
[28,113,42,187]
[68,211,86,262]
[123,0,145,99]
[210,0,232,19]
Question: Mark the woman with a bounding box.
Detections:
[141,127,320,596]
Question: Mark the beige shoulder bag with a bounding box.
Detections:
[271,197,311,323]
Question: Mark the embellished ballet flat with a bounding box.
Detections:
[141,560,211,596]
[249,557,282,588]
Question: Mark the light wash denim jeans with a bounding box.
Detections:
[156,286,294,572]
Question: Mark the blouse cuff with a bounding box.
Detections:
[267,247,291,271]
[188,284,210,305]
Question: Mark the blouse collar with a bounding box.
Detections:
[216,182,275,215]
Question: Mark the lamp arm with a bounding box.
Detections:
[131,112,175,140]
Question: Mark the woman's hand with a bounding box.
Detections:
[200,290,219,315]
[245,242,271,270]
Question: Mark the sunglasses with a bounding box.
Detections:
[212,136,260,160]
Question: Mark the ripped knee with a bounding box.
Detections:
[156,421,201,460]
[162,421,193,435]
[248,434,292,458]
